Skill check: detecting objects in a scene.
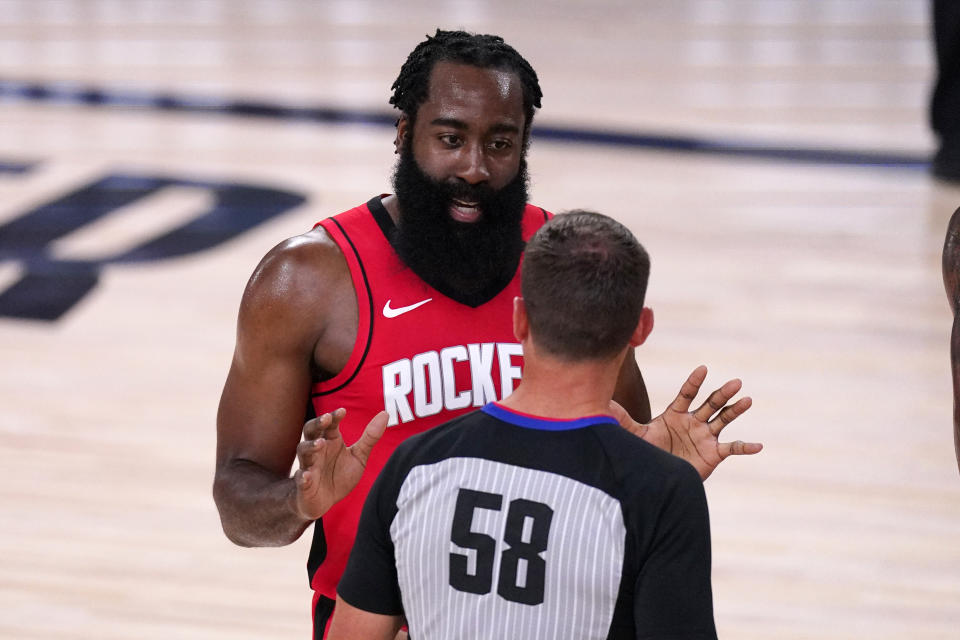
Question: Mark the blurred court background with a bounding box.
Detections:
[1,1,958,638]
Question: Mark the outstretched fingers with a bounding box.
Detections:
[669,365,709,413]
[692,378,743,423]
[718,439,764,459]
[707,396,753,436]
[297,408,347,470]
[302,408,346,441]
[348,411,389,467]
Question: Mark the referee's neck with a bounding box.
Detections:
[499,342,624,420]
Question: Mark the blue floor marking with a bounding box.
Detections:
[0,160,39,174]
[0,79,930,170]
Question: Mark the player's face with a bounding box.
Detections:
[389,61,530,300]
[400,61,526,224]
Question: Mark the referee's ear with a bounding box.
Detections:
[629,307,655,347]
[512,296,530,343]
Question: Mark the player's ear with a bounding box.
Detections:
[394,115,411,154]
[629,307,654,347]
[512,296,529,342]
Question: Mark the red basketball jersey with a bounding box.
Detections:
[308,196,552,604]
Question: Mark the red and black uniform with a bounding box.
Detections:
[308,195,551,637]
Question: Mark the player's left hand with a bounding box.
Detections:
[610,365,761,481]
[294,408,388,520]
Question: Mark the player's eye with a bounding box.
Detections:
[439,134,462,147]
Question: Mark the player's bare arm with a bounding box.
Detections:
[611,365,762,480]
[948,313,960,473]
[942,205,960,472]
[612,347,652,423]
[213,227,361,546]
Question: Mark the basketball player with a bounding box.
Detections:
[213,30,758,637]
[329,211,718,640]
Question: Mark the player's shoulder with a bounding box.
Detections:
[272,225,343,272]
[254,198,377,287]
[232,208,368,348]
[254,199,383,297]
[243,226,344,302]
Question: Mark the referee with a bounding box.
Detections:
[329,211,718,640]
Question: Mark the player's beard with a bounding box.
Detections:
[390,144,528,305]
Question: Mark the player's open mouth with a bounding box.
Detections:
[449,199,481,223]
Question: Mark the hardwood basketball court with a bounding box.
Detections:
[1,2,958,638]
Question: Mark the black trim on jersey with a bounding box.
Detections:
[367,194,396,239]
[311,215,375,397]
[312,594,335,640]
[304,397,317,422]
[307,208,375,591]
[537,206,549,224]
[307,517,327,585]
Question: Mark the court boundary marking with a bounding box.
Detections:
[0,79,929,171]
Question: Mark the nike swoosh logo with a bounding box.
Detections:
[383,298,433,318]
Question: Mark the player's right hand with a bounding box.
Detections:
[612,365,761,481]
[293,408,388,521]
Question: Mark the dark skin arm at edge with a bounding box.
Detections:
[950,315,960,473]
[613,347,652,424]
[943,205,960,473]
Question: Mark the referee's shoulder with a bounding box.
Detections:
[594,423,702,488]
[389,409,486,461]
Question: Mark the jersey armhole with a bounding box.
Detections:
[312,217,374,395]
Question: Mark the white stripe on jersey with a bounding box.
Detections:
[389,457,626,640]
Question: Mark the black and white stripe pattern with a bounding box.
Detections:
[390,457,626,640]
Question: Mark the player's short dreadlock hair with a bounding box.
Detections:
[390,29,543,138]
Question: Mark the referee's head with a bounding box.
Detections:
[521,210,651,361]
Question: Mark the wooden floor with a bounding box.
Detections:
[2,1,959,638]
